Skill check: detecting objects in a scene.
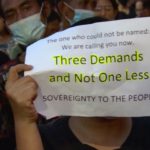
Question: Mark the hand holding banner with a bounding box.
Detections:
[25,17,150,119]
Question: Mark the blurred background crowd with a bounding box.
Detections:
[0,0,150,149]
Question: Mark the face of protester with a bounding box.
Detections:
[95,0,117,20]
[1,0,41,25]
[135,1,143,17]
[85,1,95,10]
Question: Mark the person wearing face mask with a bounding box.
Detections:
[0,15,21,60]
[0,0,47,59]
[56,0,96,27]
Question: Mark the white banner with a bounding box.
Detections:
[25,17,150,119]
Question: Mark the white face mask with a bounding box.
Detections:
[9,13,46,46]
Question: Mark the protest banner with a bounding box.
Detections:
[26,17,150,119]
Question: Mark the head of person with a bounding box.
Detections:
[95,0,118,20]
[0,0,45,25]
[135,0,143,17]
[0,0,47,45]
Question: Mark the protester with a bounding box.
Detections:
[0,15,23,60]
[95,0,136,20]
[95,0,119,20]
[0,0,47,47]
[5,16,150,150]
[57,0,95,27]
[1,1,150,150]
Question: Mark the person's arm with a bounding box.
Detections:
[5,64,44,150]
[15,120,43,150]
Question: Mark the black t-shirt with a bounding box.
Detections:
[39,117,150,150]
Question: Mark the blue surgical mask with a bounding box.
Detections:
[65,9,95,25]
[9,13,46,46]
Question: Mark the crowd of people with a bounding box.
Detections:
[0,0,150,150]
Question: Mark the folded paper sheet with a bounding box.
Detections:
[25,17,150,119]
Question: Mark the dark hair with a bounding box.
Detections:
[54,0,62,5]
[0,51,10,66]
[37,0,44,5]
[0,0,44,18]
[143,0,150,9]
[118,0,128,7]
[0,1,4,18]
[47,10,61,23]
[110,0,118,10]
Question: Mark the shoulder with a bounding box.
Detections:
[38,117,87,150]
[38,116,69,137]
[38,117,71,150]
[123,117,150,150]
